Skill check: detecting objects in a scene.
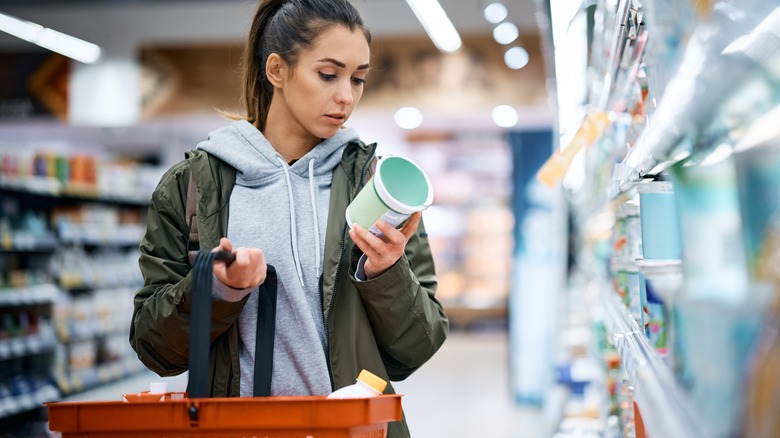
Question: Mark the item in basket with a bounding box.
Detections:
[122,382,186,403]
[327,369,387,399]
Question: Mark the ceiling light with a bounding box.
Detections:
[405,0,462,53]
[0,12,102,64]
[483,3,508,24]
[492,105,518,128]
[505,46,529,69]
[493,22,519,45]
[395,107,424,130]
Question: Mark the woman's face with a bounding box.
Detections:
[277,25,370,142]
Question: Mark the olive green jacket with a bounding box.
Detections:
[129,141,449,437]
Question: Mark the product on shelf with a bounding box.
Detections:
[537,110,611,188]
[1,149,165,202]
[1,175,149,430]
[636,178,681,261]
[733,104,780,437]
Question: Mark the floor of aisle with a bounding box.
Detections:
[394,329,551,438]
[60,329,552,437]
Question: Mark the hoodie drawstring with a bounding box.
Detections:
[277,157,305,287]
[276,157,323,286]
[308,158,322,278]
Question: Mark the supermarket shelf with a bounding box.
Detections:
[55,356,147,397]
[0,284,59,307]
[0,234,58,253]
[57,223,145,248]
[444,304,508,330]
[56,318,132,344]
[0,180,149,207]
[601,290,705,438]
[0,384,59,421]
[0,330,57,361]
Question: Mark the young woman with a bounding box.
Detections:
[129,0,449,436]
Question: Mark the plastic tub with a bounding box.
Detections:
[637,180,681,260]
[346,156,433,237]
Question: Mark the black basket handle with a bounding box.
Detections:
[187,250,276,399]
[188,250,234,399]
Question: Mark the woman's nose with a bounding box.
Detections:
[334,79,354,105]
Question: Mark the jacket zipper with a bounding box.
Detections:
[321,144,376,391]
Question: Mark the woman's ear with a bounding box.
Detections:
[266,53,285,88]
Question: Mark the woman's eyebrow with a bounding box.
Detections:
[317,57,370,70]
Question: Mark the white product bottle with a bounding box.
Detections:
[326,369,387,399]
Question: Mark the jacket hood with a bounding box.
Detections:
[196,120,359,187]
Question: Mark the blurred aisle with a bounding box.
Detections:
[394,330,551,438]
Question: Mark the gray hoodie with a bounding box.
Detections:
[197,120,359,397]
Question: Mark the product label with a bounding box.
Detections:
[645,302,667,355]
[368,210,410,237]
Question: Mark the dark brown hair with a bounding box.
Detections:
[240,0,371,129]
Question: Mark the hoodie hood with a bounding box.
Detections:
[197,119,359,187]
[195,119,358,288]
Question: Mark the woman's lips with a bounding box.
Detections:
[324,113,346,124]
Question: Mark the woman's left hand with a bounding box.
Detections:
[349,212,421,279]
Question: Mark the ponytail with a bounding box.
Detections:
[241,0,285,128]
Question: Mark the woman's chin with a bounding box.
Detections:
[313,126,343,139]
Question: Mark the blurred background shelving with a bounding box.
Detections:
[0,1,556,436]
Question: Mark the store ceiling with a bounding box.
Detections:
[0,0,540,47]
[0,0,552,130]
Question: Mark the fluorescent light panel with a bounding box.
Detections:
[0,12,102,64]
[405,0,462,53]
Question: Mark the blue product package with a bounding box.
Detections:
[637,180,682,260]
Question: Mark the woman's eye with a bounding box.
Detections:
[352,77,366,85]
[318,72,336,81]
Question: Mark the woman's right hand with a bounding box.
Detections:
[212,237,266,289]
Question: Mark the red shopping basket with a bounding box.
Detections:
[46,251,403,437]
[46,394,403,437]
